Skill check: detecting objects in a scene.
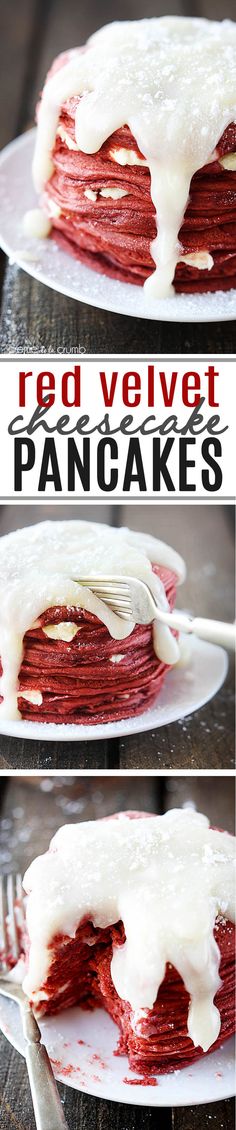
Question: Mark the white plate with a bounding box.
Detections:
[0,638,227,741]
[0,130,236,322]
[0,995,234,1107]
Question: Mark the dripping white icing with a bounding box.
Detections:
[23,809,236,1052]
[0,520,185,720]
[23,209,52,239]
[32,17,236,299]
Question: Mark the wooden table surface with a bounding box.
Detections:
[0,501,234,771]
[0,772,235,1130]
[0,0,236,353]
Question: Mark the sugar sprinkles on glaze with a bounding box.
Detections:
[23,809,236,1054]
[31,17,236,298]
[0,519,185,720]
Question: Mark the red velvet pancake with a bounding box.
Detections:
[40,51,236,295]
[18,609,173,725]
[0,565,178,725]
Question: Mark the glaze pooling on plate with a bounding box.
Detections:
[31,16,236,298]
[0,519,185,720]
[23,809,236,1054]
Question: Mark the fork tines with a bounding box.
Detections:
[74,577,133,621]
[0,874,23,973]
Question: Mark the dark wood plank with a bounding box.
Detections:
[0,0,38,150]
[0,1057,173,1130]
[0,736,109,771]
[118,667,234,770]
[60,1093,172,1130]
[1,265,236,354]
[173,1099,235,1130]
[0,0,53,313]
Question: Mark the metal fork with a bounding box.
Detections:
[74,575,235,651]
[0,874,69,1130]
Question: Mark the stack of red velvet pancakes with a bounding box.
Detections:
[43,95,236,295]
[0,520,185,726]
[30,17,236,298]
[20,810,236,1077]
[17,565,177,725]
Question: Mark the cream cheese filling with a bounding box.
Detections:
[84,186,129,201]
[109,146,148,167]
[220,151,236,170]
[180,251,214,271]
[42,622,82,642]
[19,690,43,705]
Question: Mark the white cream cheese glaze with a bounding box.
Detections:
[31,16,236,298]
[23,809,236,1052]
[0,519,185,720]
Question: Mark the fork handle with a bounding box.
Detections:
[190,617,235,650]
[25,1044,68,1130]
[21,1006,69,1130]
[159,608,235,650]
